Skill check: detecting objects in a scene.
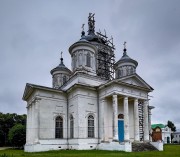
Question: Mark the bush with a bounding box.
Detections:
[8,124,26,148]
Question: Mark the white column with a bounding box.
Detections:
[100,99,108,141]
[148,107,152,142]
[124,96,129,141]
[143,100,149,141]
[134,98,140,141]
[112,94,118,141]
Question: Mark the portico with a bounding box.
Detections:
[99,90,150,143]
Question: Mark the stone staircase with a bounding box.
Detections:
[132,142,158,152]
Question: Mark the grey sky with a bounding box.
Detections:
[0,0,180,129]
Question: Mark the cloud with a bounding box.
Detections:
[0,0,180,129]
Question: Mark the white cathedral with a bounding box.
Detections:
[23,14,163,152]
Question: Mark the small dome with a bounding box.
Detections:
[50,58,71,74]
[115,46,138,79]
[115,48,138,67]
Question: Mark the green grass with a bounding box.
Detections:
[0,145,180,157]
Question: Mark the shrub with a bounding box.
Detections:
[8,124,26,148]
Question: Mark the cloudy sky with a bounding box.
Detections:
[0,0,180,129]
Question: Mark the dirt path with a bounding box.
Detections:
[0,147,12,150]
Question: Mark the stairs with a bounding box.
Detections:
[132,142,158,152]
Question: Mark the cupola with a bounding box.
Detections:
[50,52,72,88]
[68,13,98,76]
[114,42,138,78]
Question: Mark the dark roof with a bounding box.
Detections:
[50,58,71,74]
[115,49,138,67]
[80,34,106,44]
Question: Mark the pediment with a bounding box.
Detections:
[116,74,153,91]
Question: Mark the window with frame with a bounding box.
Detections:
[88,115,94,138]
[55,116,63,138]
[63,75,67,84]
[70,115,74,138]
[86,52,91,67]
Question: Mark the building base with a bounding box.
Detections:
[97,141,132,152]
[150,141,163,151]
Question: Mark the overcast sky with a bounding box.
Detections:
[0,0,180,129]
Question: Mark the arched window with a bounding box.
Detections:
[118,114,124,119]
[55,116,63,138]
[86,52,91,67]
[63,75,66,84]
[130,66,134,74]
[79,53,82,66]
[88,115,94,138]
[118,69,123,77]
[126,66,130,75]
[70,115,74,138]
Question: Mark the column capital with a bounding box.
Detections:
[134,98,138,102]
[113,94,117,97]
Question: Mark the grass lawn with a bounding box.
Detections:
[0,145,180,157]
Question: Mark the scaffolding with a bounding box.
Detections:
[96,31,115,80]
[138,101,144,141]
[86,13,115,80]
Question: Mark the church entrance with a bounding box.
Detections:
[118,114,124,142]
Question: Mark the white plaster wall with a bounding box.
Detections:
[99,83,148,101]
[26,89,67,144]
[68,87,98,144]
[68,89,78,138]
[62,74,106,91]
[77,88,98,139]
[39,98,67,139]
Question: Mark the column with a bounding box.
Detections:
[143,100,149,141]
[124,96,129,141]
[112,94,118,141]
[134,98,140,141]
[99,99,108,141]
[149,108,152,142]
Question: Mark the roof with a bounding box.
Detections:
[80,33,106,44]
[50,58,71,74]
[22,83,64,101]
[99,73,153,92]
[115,49,138,67]
[151,124,165,129]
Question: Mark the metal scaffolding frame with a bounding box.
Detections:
[95,31,115,80]
[138,101,144,141]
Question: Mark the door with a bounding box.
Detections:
[118,120,124,142]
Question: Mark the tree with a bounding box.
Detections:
[0,113,26,146]
[167,120,176,132]
[8,124,26,148]
[167,120,176,143]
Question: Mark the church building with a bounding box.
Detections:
[23,13,163,152]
